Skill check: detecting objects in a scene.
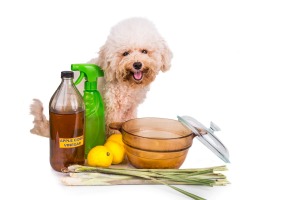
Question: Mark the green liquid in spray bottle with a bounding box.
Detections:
[71,64,105,157]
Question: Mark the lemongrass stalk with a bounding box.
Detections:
[65,172,224,186]
[214,180,230,186]
[152,173,216,186]
[66,165,227,179]
[63,165,229,200]
[66,165,224,186]
[69,172,132,179]
[62,177,160,185]
[62,177,198,186]
[65,165,228,186]
[105,165,227,173]
[188,174,227,180]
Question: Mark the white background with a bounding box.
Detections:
[1,0,300,199]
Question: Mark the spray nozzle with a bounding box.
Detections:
[71,64,104,90]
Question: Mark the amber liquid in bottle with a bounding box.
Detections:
[50,110,85,172]
[49,71,85,172]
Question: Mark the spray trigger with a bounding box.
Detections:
[74,72,85,85]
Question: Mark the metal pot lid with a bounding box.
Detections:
[177,115,230,163]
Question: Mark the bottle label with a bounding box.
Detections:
[59,135,84,148]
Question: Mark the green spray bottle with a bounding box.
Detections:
[71,64,105,157]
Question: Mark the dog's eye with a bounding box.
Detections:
[141,49,148,54]
[123,51,129,56]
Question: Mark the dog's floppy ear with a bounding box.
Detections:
[160,40,173,72]
[98,45,114,82]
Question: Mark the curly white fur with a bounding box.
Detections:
[30,17,172,138]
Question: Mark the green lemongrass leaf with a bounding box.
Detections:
[167,184,206,200]
[147,176,206,200]
[186,174,227,180]
[160,178,213,186]
[66,165,227,174]
[102,165,226,174]
[107,170,207,199]
[169,169,214,180]
[213,181,230,186]
[155,174,215,185]
[212,166,228,172]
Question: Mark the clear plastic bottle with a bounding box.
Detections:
[49,71,85,172]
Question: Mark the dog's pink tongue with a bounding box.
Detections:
[133,71,143,80]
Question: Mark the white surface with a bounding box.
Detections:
[1,0,300,199]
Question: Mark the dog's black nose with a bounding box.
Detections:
[133,62,142,70]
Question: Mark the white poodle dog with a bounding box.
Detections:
[30,17,172,137]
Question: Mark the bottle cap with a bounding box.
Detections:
[61,71,74,78]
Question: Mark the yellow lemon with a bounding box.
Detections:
[87,145,113,167]
[104,141,125,164]
[107,133,124,147]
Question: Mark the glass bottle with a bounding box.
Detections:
[49,71,85,172]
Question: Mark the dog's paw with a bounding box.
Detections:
[108,122,124,131]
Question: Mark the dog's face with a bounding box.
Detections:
[112,46,166,87]
[98,18,172,88]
